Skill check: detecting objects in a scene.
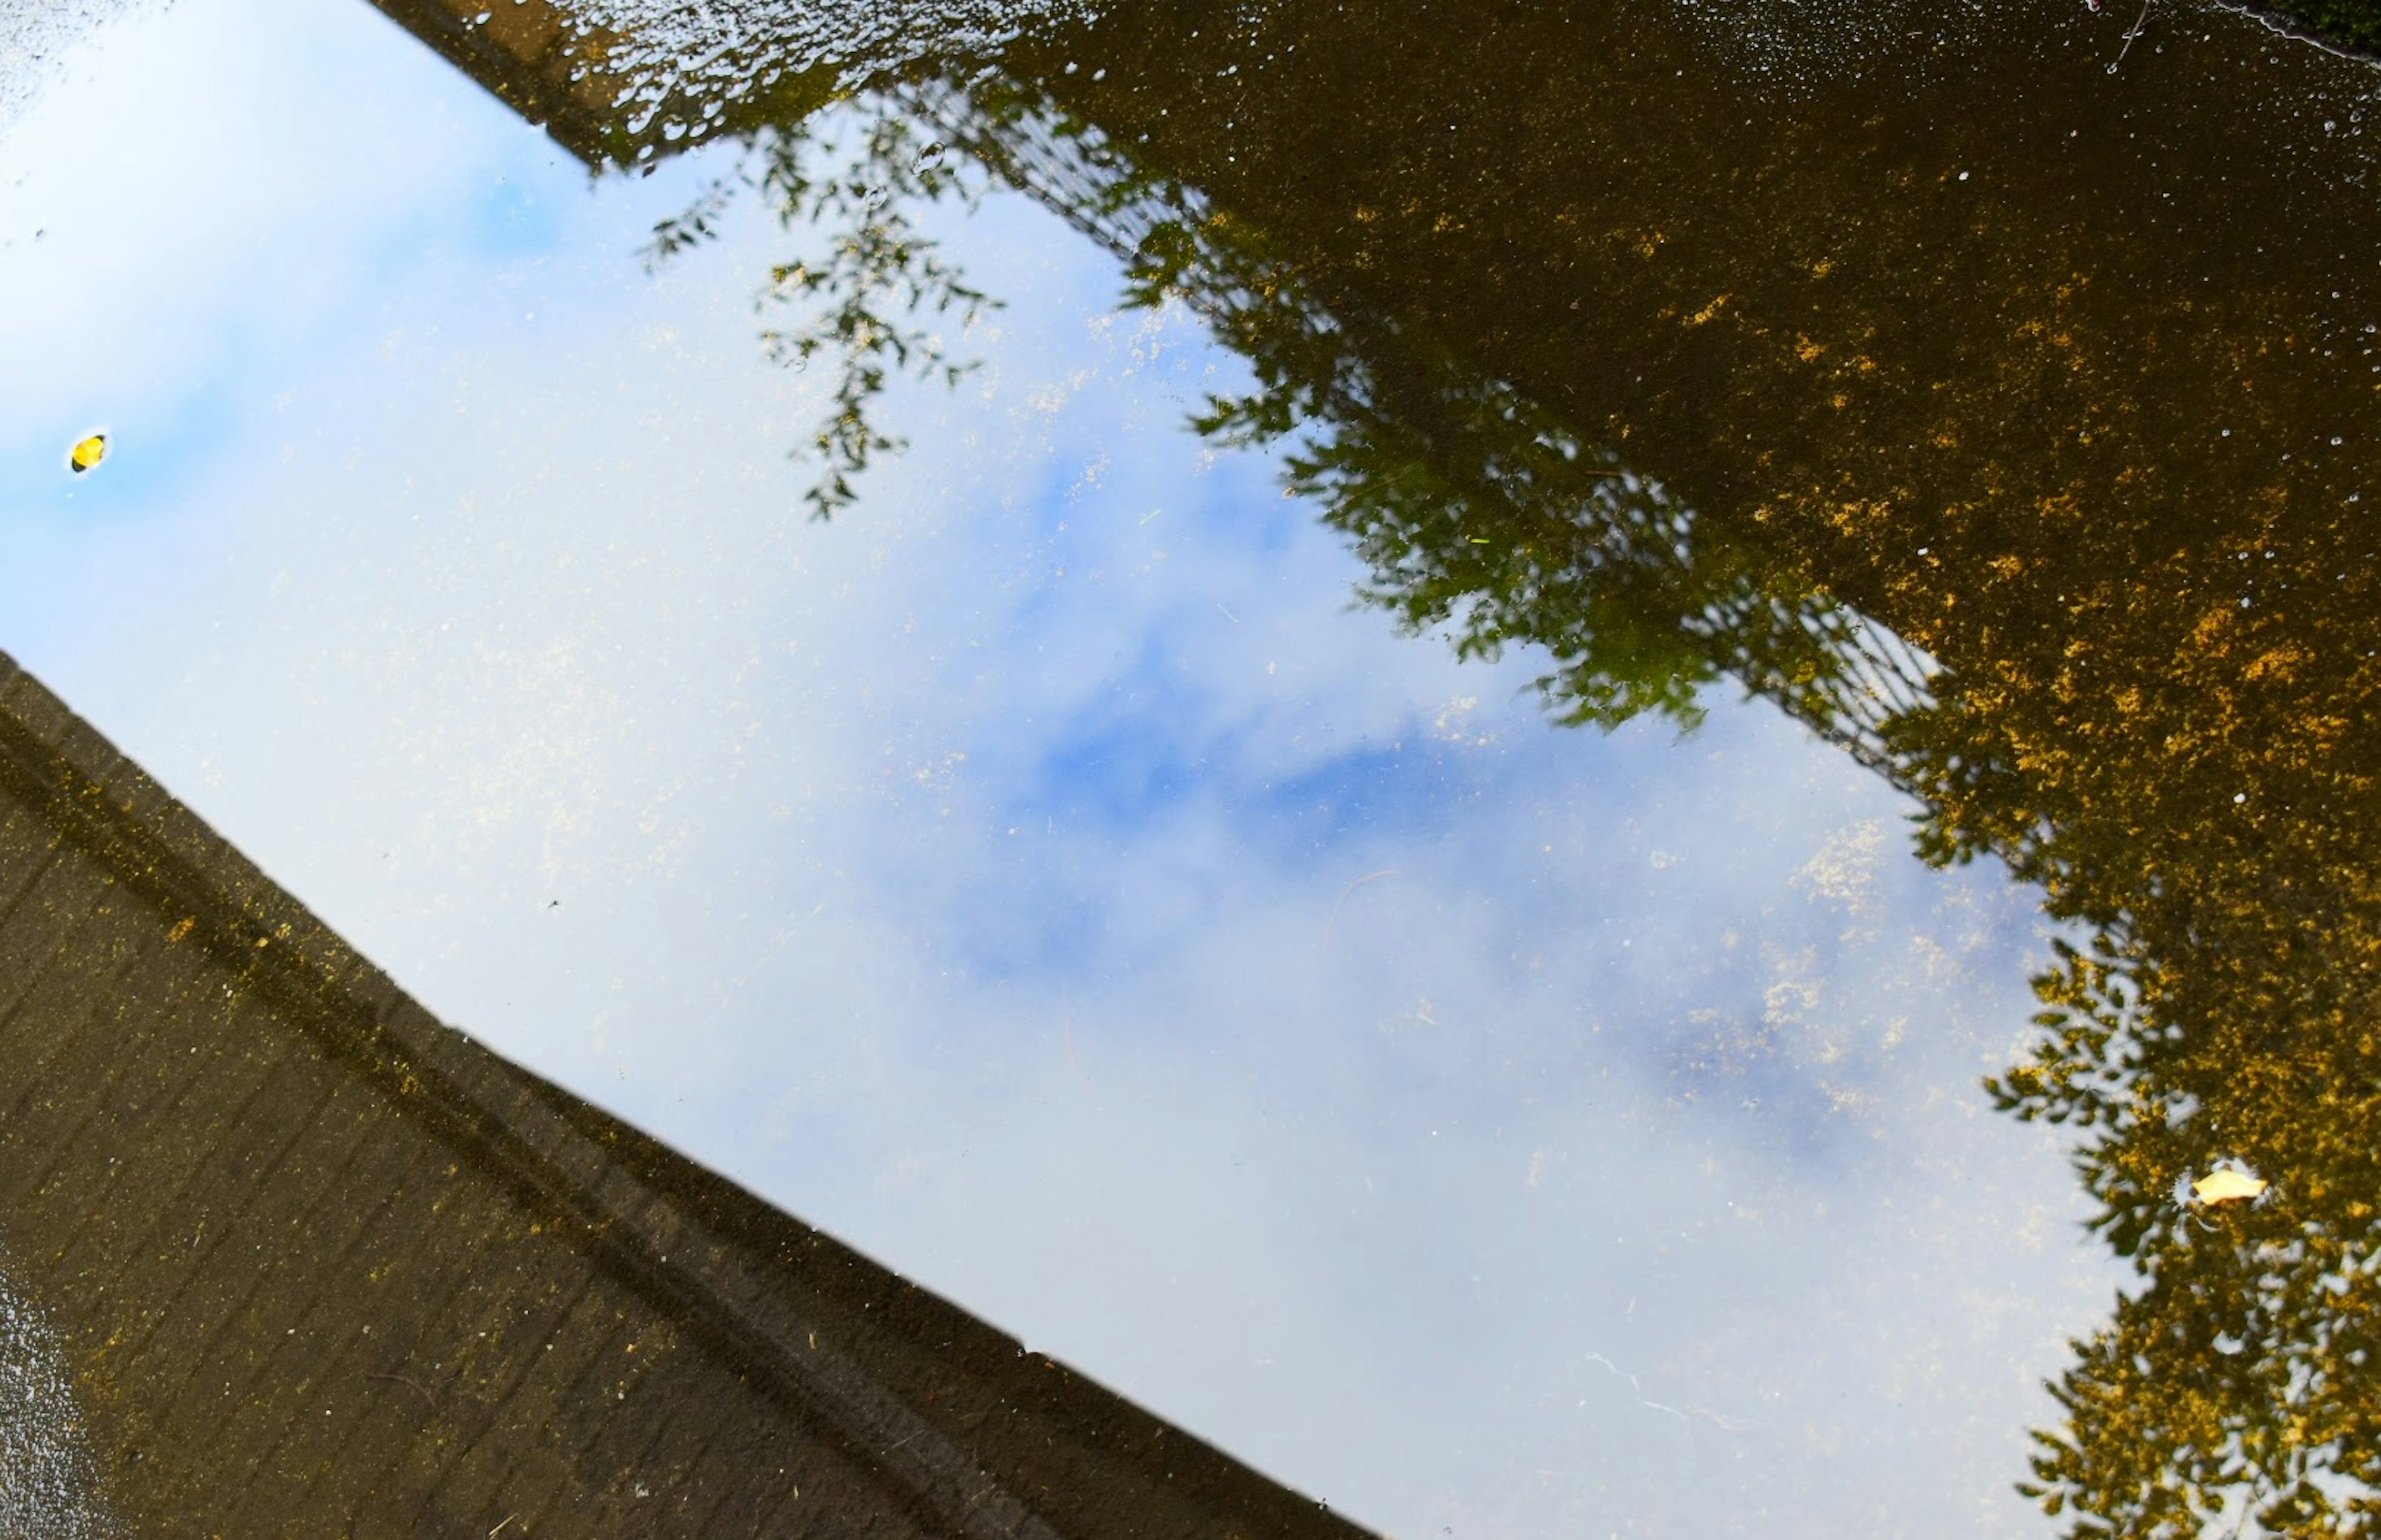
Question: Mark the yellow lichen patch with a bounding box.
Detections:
[2243,646,2307,682]
[1683,294,1731,326]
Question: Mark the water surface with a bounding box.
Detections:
[2,0,2376,1533]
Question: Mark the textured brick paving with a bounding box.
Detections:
[0,652,1367,1539]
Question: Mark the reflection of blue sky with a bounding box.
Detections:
[2,2,2121,1536]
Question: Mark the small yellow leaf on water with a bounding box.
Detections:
[2193,1169,2268,1205]
[69,434,107,472]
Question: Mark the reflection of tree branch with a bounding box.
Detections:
[923,81,1894,738]
[755,106,998,517]
[641,174,740,270]
[644,100,1000,518]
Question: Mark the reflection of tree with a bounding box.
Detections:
[911,74,1952,769]
[621,5,2381,1528]
[668,70,1935,745]
[644,96,998,516]
[1112,201,1873,736]
[1940,641,2381,1536]
[1989,931,2381,1537]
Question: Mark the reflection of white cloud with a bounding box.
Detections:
[0,8,2123,1537]
[1794,815,1891,923]
[0,0,156,138]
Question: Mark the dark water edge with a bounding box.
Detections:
[2234,0,2381,60]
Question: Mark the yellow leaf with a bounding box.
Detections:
[2192,1169,2268,1205]
[69,434,107,472]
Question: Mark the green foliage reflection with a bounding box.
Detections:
[644,99,998,517]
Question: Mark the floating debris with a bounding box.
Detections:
[66,434,105,474]
[2191,1167,2269,1206]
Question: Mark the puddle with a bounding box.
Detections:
[1,0,2375,1533]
